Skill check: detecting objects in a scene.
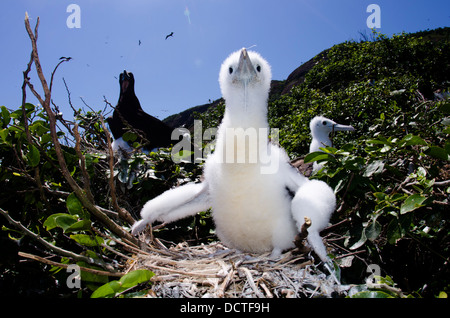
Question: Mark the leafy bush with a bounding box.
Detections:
[268,29,449,296]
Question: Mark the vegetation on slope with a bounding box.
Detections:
[267,29,450,296]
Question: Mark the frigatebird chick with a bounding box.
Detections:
[132,49,338,271]
[291,116,355,176]
[309,116,355,172]
[106,70,174,153]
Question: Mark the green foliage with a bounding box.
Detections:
[269,30,450,157]
[91,269,154,298]
[269,29,449,296]
[0,101,202,297]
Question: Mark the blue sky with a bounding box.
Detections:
[1,0,449,122]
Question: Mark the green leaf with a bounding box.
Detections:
[29,121,50,136]
[91,269,154,298]
[0,106,11,128]
[438,291,448,298]
[64,219,92,233]
[44,213,78,232]
[70,234,104,247]
[366,139,388,145]
[171,150,194,163]
[0,129,9,144]
[365,221,382,241]
[77,261,109,284]
[363,160,385,177]
[304,151,333,163]
[122,131,137,142]
[424,146,450,161]
[386,218,403,244]
[401,134,427,146]
[26,144,40,167]
[437,102,450,114]
[380,145,391,153]
[91,280,121,298]
[119,269,154,290]
[377,275,396,286]
[400,194,427,214]
[386,214,412,244]
[66,192,83,215]
[349,229,367,250]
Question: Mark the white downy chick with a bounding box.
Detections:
[309,116,354,172]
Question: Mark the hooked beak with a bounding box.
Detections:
[121,70,131,92]
[235,48,256,82]
[333,123,355,132]
[123,70,131,80]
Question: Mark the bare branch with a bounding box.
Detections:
[73,123,95,202]
[24,13,137,245]
[18,252,123,277]
[100,115,136,225]
[0,207,109,269]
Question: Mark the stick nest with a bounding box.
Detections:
[127,237,348,298]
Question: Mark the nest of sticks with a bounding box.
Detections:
[127,218,350,298]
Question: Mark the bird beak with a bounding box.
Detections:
[123,70,131,80]
[333,123,355,132]
[236,48,256,82]
[121,70,130,92]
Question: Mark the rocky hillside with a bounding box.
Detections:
[164,27,449,132]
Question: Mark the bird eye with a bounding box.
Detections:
[322,121,327,125]
[229,67,233,74]
[256,65,261,72]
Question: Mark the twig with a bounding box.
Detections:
[434,179,450,186]
[334,250,366,259]
[216,264,235,297]
[73,123,95,203]
[99,115,135,225]
[367,282,405,298]
[0,207,110,269]
[21,34,46,203]
[293,216,311,253]
[24,13,137,245]
[49,58,72,95]
[240,267,264,298]
[18,252,123,277]
[322,218,349,233]
[93,228,143,255]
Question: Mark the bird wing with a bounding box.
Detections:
[128,109,174,148]
[106,114,125,139]
[284,161,310,194]
[132,182,211,235]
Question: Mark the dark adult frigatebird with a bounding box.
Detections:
[106,70,174,152]
[165,32,174,40]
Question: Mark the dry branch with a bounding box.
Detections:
[18,252,123,277]
[0,207,109,269]
[23,13,137,245]
[99,115,135,225]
